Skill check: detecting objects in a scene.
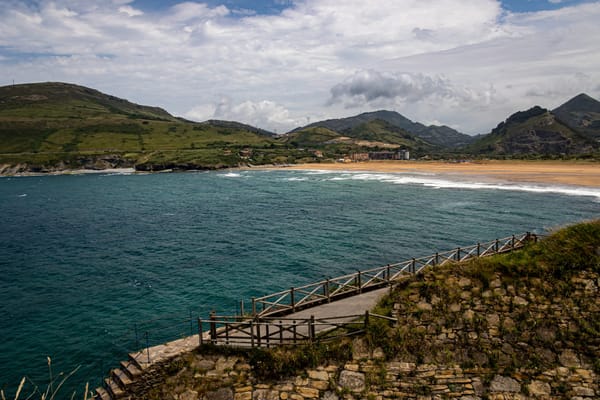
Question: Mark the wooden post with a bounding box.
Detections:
[364,310,370,331]
[252,297,256,316]
[495,239,499,252]
[386,264,390,282]
[250,321,255,348]
[279,321,283,344]
[290,287,296,312]
[257,322,262,347]
[411,258,416,273]
[324,279,330,303]
[357,271,362,293]
[511,235,515,249]
[265,323,270,348]
[198,318,203,346]
[309,315,315,342]
[145,332,150,364]
[225,323,229,345]
[293,320,297,344]
[210,311,217,344]
[435,252,439,265]
[457,247,461,261]
[477,243,480,257]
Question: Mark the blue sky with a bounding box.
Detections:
[131,0,594,14]
[1,0,599,133]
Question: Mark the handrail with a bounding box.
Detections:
[252,232,536,317]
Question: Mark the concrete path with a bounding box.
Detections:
[128,287,391,369]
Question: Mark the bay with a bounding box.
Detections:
[0,169,598,395]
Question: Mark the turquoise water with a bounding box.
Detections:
[0,169,598,395]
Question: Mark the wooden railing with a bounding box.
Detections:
[250,232,537,317]
[197,311,391,348]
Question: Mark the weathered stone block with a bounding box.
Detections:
[179,389,199,400]
[253,389,279,400]
[559,349,581,368]
[206,388,234,400]
[573,386,595,397]
[322,391,339,400]
[338,370,365,392]
[307,370,329,381]
[235,392,252,400]
[297,386,320,398]
[513,296,528,306]
[490,375,520,393]
[310,380,329,391]
[527,380,551,396]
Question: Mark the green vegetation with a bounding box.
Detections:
[2,82,600,173]
[364,219,600,370]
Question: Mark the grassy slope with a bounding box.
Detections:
[0,83,314,170]
[467,107,598,157]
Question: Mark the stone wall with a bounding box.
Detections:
[124,341,597,400]
[124,245,600,400]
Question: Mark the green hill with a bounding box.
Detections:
[467,105,598,157]
[553,93,600,142]
[290,110,474,149]
[0,82,308,173]
[283,119,434,157]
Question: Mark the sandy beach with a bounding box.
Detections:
[270,161,600,188]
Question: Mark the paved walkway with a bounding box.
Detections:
[129,287,391,369]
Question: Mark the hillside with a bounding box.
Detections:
[553,93,600,142]
[284,119,434,156]
[291,110,474,149]
[467,105,598,156]
[0,83,312,173]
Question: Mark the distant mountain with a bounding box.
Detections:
[284,118,434,155]
[467,104,597,156]
[291,110,474,148]
[552,93,600,142]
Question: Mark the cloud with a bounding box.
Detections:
[185,97,302,133]
[329,70,458,106]
[0,0,599,135]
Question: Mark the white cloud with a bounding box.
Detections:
[0,0,599,135]
[185,97,302,133]
[118,6,143,17]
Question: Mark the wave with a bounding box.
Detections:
[318,172,600,201]
[220,172,243,178]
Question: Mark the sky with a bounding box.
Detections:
[1,0,599,135]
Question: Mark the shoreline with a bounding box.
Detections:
[259,160,600,188]
[2,161,599,189]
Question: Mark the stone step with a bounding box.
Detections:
[111,367,133,389]
[120,360,143,380]
[104,378,125,399]
[128,351,150,371]
[95,386,111,400]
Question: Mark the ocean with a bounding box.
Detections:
[0,169,598,396]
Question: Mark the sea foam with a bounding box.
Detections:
[314,172,600,201]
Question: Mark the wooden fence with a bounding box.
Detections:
[197,311,394,348]
[249,232,537,318]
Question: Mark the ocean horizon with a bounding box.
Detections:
[1,169,598,395]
